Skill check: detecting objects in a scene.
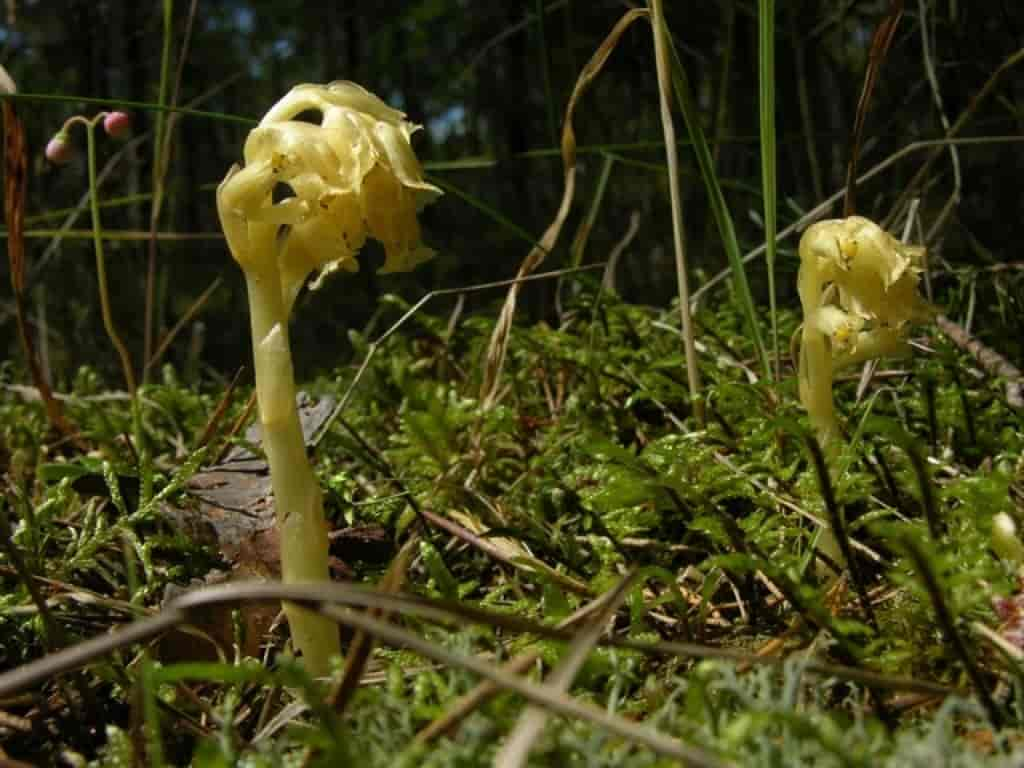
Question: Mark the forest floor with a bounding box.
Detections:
[2,286,1024,766]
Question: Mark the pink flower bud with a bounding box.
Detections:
[103,111,132,139]
[45,133,72,165]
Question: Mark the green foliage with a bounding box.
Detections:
[6,278,1024,763]
[4,1,1024,762]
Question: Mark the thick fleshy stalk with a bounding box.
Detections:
[797,245,838,446]
[244,253,339,675]
[798,254,844,570]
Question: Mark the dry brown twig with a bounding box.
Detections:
[420,508,592,596]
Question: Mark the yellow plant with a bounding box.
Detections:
[217,82,440,675]
[797,215,932,572]
[797,215,932,446]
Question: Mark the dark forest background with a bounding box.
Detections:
[2,0,1023,385]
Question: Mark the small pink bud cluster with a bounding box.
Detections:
[44,111,132,165]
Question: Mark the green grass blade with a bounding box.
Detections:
[2,91,255,125]
[759,0,779,381]
[428,175,542,249]
[25,194,156,225]
[570,152,615,267]
[663,22,770,380]
[153,0,174,174]
[424,134,765,171]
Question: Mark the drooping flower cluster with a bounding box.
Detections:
[44,111,132,165]
[217,81,442,314]
[797,216,933,443]
[215,82,440,675]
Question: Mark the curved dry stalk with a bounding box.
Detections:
[495,572,637,768]
[601,210,641,293]
[479,8,650,409]
[0,581,727,767]
[842,0,903,218]
[0,581,957,702]
[3,92,79,443]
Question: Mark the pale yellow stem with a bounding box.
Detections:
[797,253,839,446]
[797,245,843,572]
[244,256,340,676]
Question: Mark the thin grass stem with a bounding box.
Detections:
[86,122,136,394]
[650,0,703,425]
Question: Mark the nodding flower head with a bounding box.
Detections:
[797,216,934,444]
[45,110,134,166]
[217,81,441,312]
[801,216,932,333]
[45,132,72,165]
[102,111,132,139]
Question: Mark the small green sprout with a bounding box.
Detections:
[217,81,440,675]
